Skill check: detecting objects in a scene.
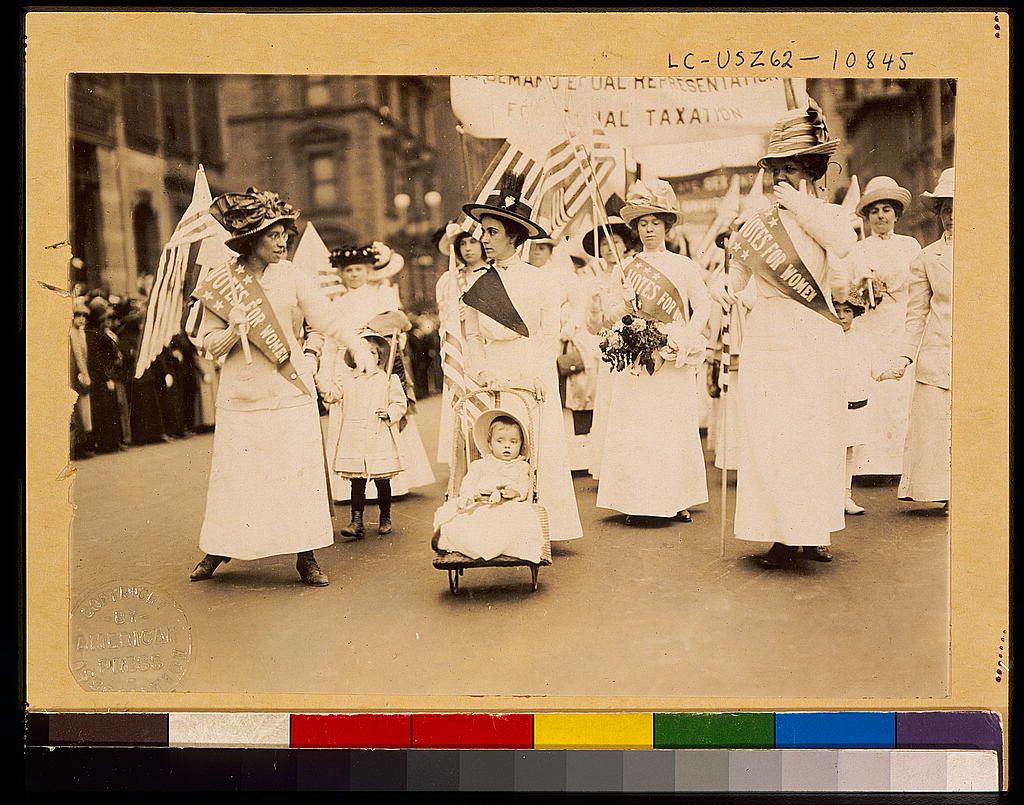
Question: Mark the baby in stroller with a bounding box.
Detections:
[432,408,547,564]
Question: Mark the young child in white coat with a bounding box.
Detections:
[317,333,406,538]
[432,412,546,563]
[835,294,882,515]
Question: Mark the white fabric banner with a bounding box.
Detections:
[450,76,807,149]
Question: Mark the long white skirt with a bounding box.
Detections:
[200,401,333,559]
[713,368,742,471]
[852,300,916,475]
[588,361,613,479]
[898,382,951,502]
[597,363,709,517]
[437,382,456,465]
[734,298,846,546]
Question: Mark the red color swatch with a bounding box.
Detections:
[290,714,412,748]
[412,713,534,748]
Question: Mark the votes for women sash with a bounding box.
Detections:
[192,260,311,395]
[622,255,690,325]
[728,207,841,325]
[461,265,530,337]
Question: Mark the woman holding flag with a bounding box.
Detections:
[434,225,485,464]
[596,179,712,523]
[461,171,584,543]
[710,100,857,568]
[186,188,371,587]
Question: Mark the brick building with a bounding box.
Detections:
[220,75,500,311]
[68,75,229,295]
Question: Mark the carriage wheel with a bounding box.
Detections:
[448,569,460,595]
[530,565,539,592]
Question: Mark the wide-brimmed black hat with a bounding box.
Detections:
[210,187,299,251]
[462,171,548,240]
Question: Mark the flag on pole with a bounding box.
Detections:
[536,127,617,240]
[292,222,344,300]
[134,165,229,379]
[457,139,547,239]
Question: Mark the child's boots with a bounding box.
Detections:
[341,510,365,539]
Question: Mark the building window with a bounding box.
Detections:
[305,76,330,107]
[309,152,338,209]
[123,75,159,152]
[160,75,193,158]
[132,194,162,278]
[70,139,105,291]
[193,76,223,164]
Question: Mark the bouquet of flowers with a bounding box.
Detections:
[851,274,891,310]
[598,313,669,376]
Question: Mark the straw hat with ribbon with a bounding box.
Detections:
[920,167,954,212]
[619,179,680,227]
[757,98,840,168]
[532,217,556,248]
[210,187,300,252]
[856,176,913,218]
[462,171,549,240]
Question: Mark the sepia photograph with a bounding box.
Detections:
[61,71,958,700]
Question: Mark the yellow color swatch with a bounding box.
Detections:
[534,713,653,749]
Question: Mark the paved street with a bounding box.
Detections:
[70,393,949,699]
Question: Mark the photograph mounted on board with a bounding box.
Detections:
[66,73,954,699]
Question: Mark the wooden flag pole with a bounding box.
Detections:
[719,236,733,559]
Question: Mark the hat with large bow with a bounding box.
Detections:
[462,170,548,240]
[210,187,300,251]
[920,167,954,212]
[619,179,680,227]
[758,97,840,167]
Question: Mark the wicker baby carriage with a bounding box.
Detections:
[432,386,552,594]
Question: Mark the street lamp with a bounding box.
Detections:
[424,190,442,228]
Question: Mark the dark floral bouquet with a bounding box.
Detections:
[598,312,668,376]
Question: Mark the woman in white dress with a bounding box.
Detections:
[321,243,435,504]
[186,188,370,586]
[434,226,485,464]
[596,180,712,523]
[709,101,857,567]
[576,217,636,480]
[461,172,583,542]
[847,176,922,476]
[879,168,954,510]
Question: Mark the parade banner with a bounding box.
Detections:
[622,256,690,325]
[192,260,311,394]
[728,207,841,325]
[451,76,805,149]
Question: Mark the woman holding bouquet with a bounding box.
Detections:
[596,180,712,523]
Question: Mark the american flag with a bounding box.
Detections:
[134,165,230,379]
[536,126,616,240]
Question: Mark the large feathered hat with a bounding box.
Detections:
[462,171,548,240]
[210,187,299,251]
